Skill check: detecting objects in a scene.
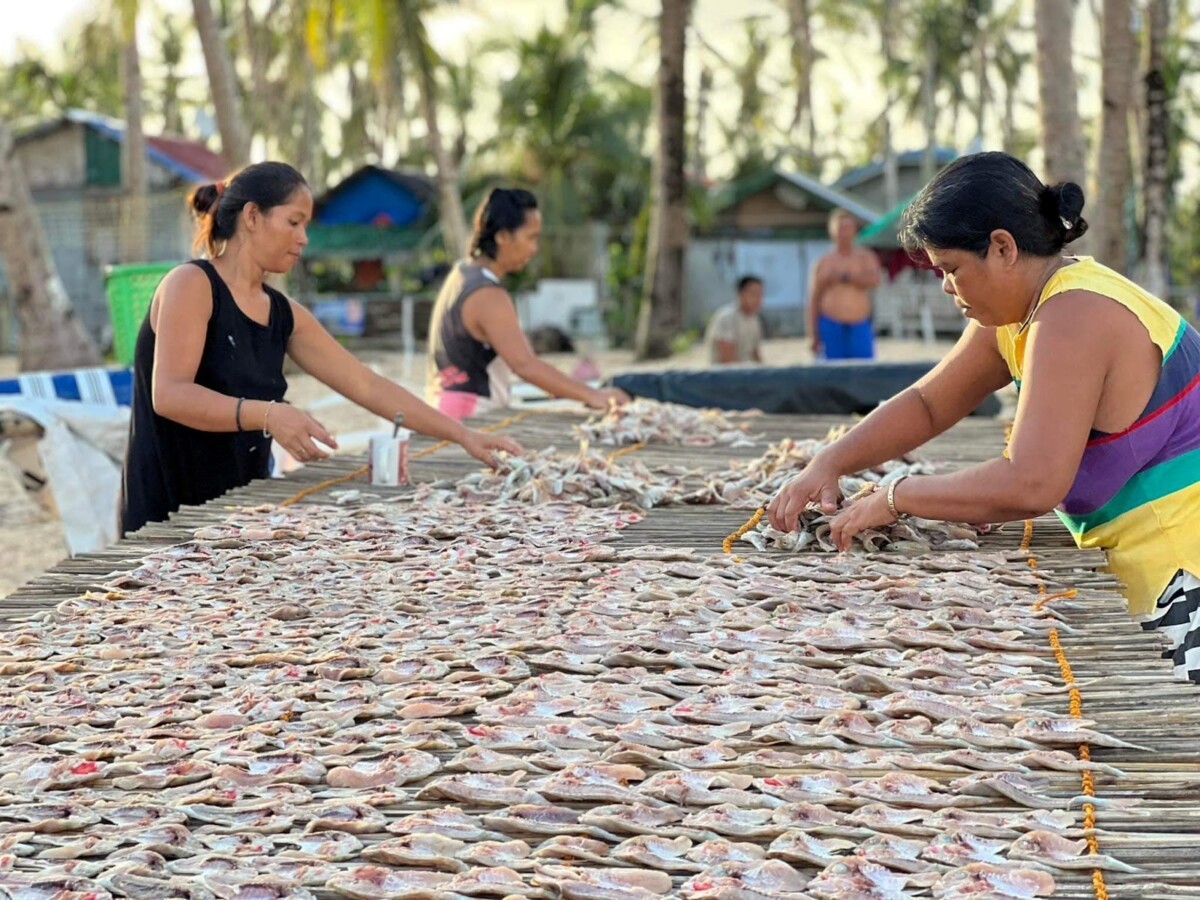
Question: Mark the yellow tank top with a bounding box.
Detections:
[996,258,1200,615]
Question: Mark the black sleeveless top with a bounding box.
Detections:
[121,260,295,534]
[427,262,503,397]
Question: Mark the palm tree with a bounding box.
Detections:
[116,0,148,262]
[193,0,251,168]
[0,121,102,370]
[490,20,651,273]
[990,4,1029,155]
[396,1,469,260]
[635,0,691,361]
[1094,0,1135,272]
[1035,0,1087,186]
[300,0,466,255]
[1142,0,1170,299]
[784,0,816,161]
[158,16,187,135]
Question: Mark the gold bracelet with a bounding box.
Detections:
[886,473,910,520]
[262,400,276,437]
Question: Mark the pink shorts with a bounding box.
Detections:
[437,391,481,421]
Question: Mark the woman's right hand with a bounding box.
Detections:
[264,403,338,462]
[586,387,631,410]
[767,459,843,532]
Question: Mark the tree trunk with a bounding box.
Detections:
[0,122,102,371]
[120,3,149,264]
[1094,0,1135,272]
[193,0,251,169]
[880,5,898,209]
[411,45,468,261]
[1035,0,1087,185]
[974,29,989,149]
[1142,0,1169,300]
[920,30,938,183]
[694,65,712,185]
[786,0,816,164]
[635,0,690,361]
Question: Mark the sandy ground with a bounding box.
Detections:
[0,335,960,598]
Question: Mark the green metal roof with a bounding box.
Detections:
[857,194,918,249]
[304,223,423,259]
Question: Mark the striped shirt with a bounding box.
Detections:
[997,257,1200,615]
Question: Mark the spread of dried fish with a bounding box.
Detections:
[420,448,680,509]
[0,498,1141,897]
[574,399,760,448]
[741,509,986,555]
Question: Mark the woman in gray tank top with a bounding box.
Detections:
[427,188,629,420]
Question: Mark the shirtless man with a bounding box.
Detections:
[807,209,882,360]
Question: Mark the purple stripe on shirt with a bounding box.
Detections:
[1062,378,1200,516]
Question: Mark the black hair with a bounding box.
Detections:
[470,188,538,259]
[189,161,309,257]
[737,275,763,293]
[899,151,1088,258]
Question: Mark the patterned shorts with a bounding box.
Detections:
[1138,570,1200,684]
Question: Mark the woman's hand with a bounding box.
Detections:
[767,460,843,532]
[829,487,895,551]
[266,403,338,462]
[461,431,524,467]
[586,387,631,410]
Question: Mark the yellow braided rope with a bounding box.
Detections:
[722,507,765,562]
[1022,518,1108,900]
[280,409,539,506]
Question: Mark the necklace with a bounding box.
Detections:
[1015,257,1067,336]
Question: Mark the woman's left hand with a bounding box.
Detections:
[462,431,524,467]
[829,486,895,552]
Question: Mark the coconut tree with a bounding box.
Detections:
[193,0,252,168]
[1094,0,1135,272]
[1142,0,1170,299]
[116,0,148,262]
[634,0,691,361]
[300,0,467,256]
[157,15,187,135]
[0,121,102,370]
[1035,0,1087,186]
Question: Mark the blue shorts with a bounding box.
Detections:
[818,315,875,360]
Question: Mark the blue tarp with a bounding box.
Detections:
[0,367,133,407]
[612,361,1001,417]
[315,167,431,228]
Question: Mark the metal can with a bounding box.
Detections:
[369,416,411,486]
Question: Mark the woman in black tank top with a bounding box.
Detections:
[121,162,521,535]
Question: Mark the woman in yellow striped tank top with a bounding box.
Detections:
[768,152,1200,682]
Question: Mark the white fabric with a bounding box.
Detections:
[0,398,129,555]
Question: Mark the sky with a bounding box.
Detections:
[0,0,1145,186]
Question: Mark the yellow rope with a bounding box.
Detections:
[722,507,765,562]
[606,441,646,464]
[279,465,369,507]
[280,409,539,507]
[1022,518,1109,900]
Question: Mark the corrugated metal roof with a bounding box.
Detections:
[17,110,226,184]
[833,147,959,192]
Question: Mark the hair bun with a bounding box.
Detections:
[1039,182,1088,246]
[190,183,221,217]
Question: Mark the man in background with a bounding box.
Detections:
[706,275,765,365]
[808,209,882,360]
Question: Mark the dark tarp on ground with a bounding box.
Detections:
[611,362,1001,417]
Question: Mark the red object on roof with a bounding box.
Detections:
[146,135,228,182]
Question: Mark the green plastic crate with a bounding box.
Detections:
[104,262,177,365]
